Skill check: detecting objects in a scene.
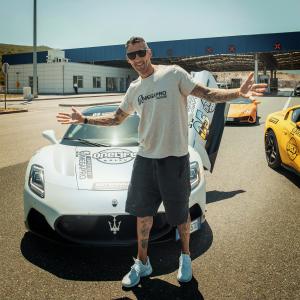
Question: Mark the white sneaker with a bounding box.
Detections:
[177,253,192,283]
[122,257,152,288]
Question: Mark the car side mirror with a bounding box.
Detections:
[42,130,58,144]
[296,122,300,129]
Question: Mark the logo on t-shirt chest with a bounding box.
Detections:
[137,90,167,105]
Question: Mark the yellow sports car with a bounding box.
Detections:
[264,105,300,175]
[226,97,260,124]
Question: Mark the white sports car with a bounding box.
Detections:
[23,71,228,246]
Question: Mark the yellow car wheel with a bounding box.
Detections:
[265,129,282,169]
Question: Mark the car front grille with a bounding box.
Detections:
[26,203,203,246]
[55,213,171,245]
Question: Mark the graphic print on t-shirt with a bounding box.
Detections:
[137,90,167,105]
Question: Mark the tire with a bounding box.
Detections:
[254,111,259,125]
[264,129,282,169]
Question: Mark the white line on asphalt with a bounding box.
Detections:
[283,96,292,110]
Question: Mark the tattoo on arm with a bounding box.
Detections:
[191,84,240,103]
[87,107,129,126]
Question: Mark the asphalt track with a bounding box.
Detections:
[0,95,299,300]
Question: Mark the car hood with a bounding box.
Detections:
[30,144,202,191]
[75,146,202,191]
[75,146,138,191]
[227,104,254,117]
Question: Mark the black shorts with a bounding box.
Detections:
[125,154,191,226]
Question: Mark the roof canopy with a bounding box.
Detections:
[3,32,300,71]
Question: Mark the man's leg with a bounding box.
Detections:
[122,216,153,288]
[177,213,193,283]
[137,216,153,263]
[177,213,191,255]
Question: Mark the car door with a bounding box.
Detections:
[188,71,229,172]
[284,107,300,172]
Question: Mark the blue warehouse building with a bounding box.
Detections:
[2,31,300,94]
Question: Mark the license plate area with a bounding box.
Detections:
[175,217,201,241]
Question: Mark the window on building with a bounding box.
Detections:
[73,75,83,88]
[106,77,118,92]
[119,78,125,92]
[93,76,101,88]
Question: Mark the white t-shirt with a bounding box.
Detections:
[119,65,197,158]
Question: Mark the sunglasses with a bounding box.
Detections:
[126,49,148,60]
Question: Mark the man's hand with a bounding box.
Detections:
[239,72,267,100]
[56,106,84,124]
[191,72,268,103]
[56,106,129,126]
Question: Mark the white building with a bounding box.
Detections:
[7,50,137,94]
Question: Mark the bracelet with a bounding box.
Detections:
[84,117,88,124]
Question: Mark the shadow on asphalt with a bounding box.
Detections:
[20,221,213,283]
[225,116,261,127]
[206,190,246,204]
[276,167,300,188]
[125,277,204,300]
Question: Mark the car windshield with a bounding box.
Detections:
[228,97,253,104]
[61,105,139,147]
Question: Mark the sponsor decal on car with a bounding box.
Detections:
[191,109,210,141]
[188,96,196,114]
[93,182,129,190]
[286,137,298,161]
[77,151,93,180]
[269,117,279,124]
[92,148,136,164]
[291,127,300,138]
[201,99,216,113]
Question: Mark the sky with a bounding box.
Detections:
[0,0,299,49]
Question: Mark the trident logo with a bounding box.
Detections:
[108,216,121,235]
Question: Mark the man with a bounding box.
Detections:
[57,36,267,288]
[73,82,78,94]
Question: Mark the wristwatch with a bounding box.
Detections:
[84,117,88,124]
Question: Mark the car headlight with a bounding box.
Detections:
[29,165,45,198]
[190,161,201,190]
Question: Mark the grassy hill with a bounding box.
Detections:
[0,44,51,85]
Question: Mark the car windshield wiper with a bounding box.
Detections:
[63,137,110,147]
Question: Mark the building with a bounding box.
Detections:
[3,32,300,94]
[6,50,137,94]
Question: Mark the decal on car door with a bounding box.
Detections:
[188,71,229,172]
[76,150,93,180]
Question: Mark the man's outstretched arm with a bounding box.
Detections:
[87,108,129,126]
[190,72,267,103]
[56,107,129,126]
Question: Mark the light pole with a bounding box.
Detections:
[33,0,38,98]
[254,53,258,84]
